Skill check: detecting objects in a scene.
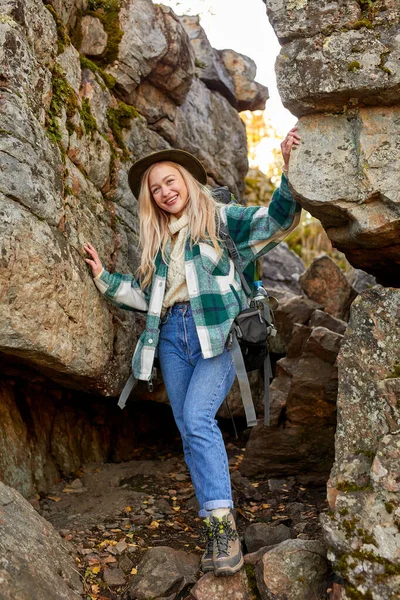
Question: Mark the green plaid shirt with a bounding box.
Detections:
[94,174,301,381]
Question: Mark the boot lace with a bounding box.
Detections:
[201,520,215,555]
[212,518,238,556]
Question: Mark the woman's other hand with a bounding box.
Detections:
[84,243,103,278]
[281,126,301,173]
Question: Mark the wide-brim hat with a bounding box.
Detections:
[128,149,208,198]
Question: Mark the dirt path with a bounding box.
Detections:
[39,436,329,599]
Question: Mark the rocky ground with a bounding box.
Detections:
[36,428,334,599]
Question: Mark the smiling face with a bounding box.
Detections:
[148,163,189,218]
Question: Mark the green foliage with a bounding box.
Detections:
[86,0,123,66]
[348,61,362,72]
[80,55,117,89]
[107,101,139,159]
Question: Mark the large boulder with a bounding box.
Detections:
[266,0,361,44]
[288,110,400,287]
[129,546,199,599]
[0,481,83,599]
[275,26,400,116]
[255,539,328,600]
[219,49,269,111]
[299,255,357,320]
[322,287,400,599]
[180,15,236,106]
[107,0,194,104]
[266,1,400,287]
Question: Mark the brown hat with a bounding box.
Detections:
[128,149,208,198]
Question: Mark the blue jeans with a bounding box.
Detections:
[159,303,236,517]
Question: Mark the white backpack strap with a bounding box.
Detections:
[230,333,257,427]
[117,373,138,409]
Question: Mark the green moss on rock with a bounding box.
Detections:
[80,55,116,89]
[348,61,362,72]
[86,0,123,66]
[44,3,71,54]
[345,585,373,600]
[336,481,370,492]
[352,18,373,30]
[45,64,78,145]
[79,98,97,135]
[107,101,139,159]
[244,564,261,600]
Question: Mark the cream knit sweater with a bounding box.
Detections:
[162,213,190,313]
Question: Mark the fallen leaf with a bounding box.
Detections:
[148,521,160,529]
[130,568,138,575]
[126,533,134,539]
[91,584,100,594]
[124,506,132,512]
[47,495,61,502]
[99,539,117,548]
[92,566,101,574]
[110,529,121,533]
[172,506,180,512]
[251,483,260,488]
[102,556,116,564]
[88,558,101,566]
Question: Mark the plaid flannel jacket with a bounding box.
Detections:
[94,174,301,381]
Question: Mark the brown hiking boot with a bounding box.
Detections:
[211,511,244,577]
[200,517,215,573]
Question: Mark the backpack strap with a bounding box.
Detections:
[117,373,138,409]
[219,222,253,297]
[230,332,258,427]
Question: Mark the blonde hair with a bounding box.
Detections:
[137,161,220,288]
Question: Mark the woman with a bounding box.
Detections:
[84,127,301,577]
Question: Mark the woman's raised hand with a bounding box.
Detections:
[280,126,301,171]
[84,243,103,278]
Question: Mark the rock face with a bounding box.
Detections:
[321,287,400,600]
[266,0,400,286]
[0,481,83,599]
[240,255,348,484]
[0,0,270,496]
[0,0,257,400]
[0,366,178,498]
[180,15,236,106]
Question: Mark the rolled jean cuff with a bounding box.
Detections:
[204,499,233,512]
